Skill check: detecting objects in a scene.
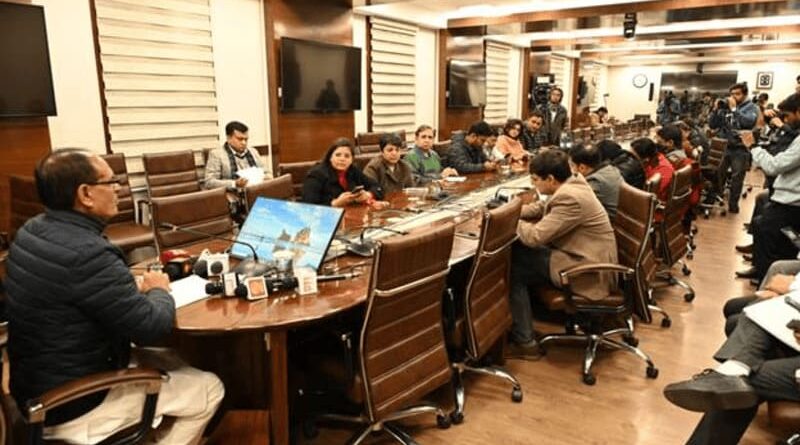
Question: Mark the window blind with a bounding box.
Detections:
[94,0,219,170]
[485,41,511,124]
[370,17,417,140]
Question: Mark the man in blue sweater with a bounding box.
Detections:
[6,149,223,444]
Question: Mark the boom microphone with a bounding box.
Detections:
[159,222,272,276]
[347,226,409,257]
[486,187,531,209]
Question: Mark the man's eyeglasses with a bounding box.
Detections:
[87,178,121,186]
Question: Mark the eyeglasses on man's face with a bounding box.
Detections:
[86,177,121,187]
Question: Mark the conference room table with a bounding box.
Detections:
[167,167,532,445]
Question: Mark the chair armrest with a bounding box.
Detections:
[27,368,164,424]
[557,263,635,309]
[137,199,151,225]
[558,263,633,288]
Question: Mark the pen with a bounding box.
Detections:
[784,296,800,313]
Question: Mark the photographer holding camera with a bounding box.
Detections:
[709,82,759,213]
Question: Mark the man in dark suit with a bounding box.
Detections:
[537,86,569,146]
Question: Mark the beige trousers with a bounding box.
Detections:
[44,348,224,445]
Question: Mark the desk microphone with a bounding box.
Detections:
[347,226,408,257]
[158,222,272,277]
[486,187,531,209]
[317,271,362,282]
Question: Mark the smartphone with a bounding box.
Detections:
[786,319,800,332]
[351,185,365,194]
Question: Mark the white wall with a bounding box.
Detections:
[415,27,437,131]
[34,0,106,154]
[507,47,523,120]
[210,0,270,158]
[33,0,271,163]
[607,61,800,121]
[606,65,664,122]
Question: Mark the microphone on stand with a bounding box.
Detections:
[346,226,409,257]
[158,222,273,277]
[486,187,531,209]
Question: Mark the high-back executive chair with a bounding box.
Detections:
[314,223,457,444]
[653,164,695,303]
[448,199,523,423]
[537,183,660,385]
[100,153,154,255]
[149,188,234,255]
[243,173,294,212]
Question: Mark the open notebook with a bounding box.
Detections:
[743,293,800,352]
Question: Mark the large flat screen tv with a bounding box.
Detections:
[231,197,344,272]
[448,60,486,108]
[280,37,361,112]
[0,3,56,117]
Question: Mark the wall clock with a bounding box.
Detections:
[632,73,648,88]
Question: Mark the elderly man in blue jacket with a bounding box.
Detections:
[6,149,223,444]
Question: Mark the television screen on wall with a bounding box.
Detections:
[448,60,486,108]
[0,3,57,117]
[280,38,361,112]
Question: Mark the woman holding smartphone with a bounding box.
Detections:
[302,137,387,208]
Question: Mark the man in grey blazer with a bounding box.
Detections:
[205,121,268,191]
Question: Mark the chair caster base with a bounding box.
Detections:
[646,366,659,379]
[623,334,639,347]
[682,265,691,276]
[302,419,319,439]
[437,414,451,429]
[661,317,672,328]
[582,373,596,385]
[449,410,464,425]
[511,388,523,403]
[684,292,695,302]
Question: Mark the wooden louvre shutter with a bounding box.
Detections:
[485,41,511,124]
[370,17,417,140]
[94,0,219,164]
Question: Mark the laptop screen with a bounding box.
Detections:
[231,197,344,272]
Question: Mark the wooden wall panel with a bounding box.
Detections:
[437,28,484,141]
[0,117,51,233]
[266,0,355,165]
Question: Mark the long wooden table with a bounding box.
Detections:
[170,169,531,445]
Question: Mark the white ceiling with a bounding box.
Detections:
[353,0,800,65]
[354,0,663,29]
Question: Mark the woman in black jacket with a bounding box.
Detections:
[302,137,387,208]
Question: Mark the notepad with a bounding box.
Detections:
[743,293,800,352]
[236,166,265,185]
[169,274,210,309]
